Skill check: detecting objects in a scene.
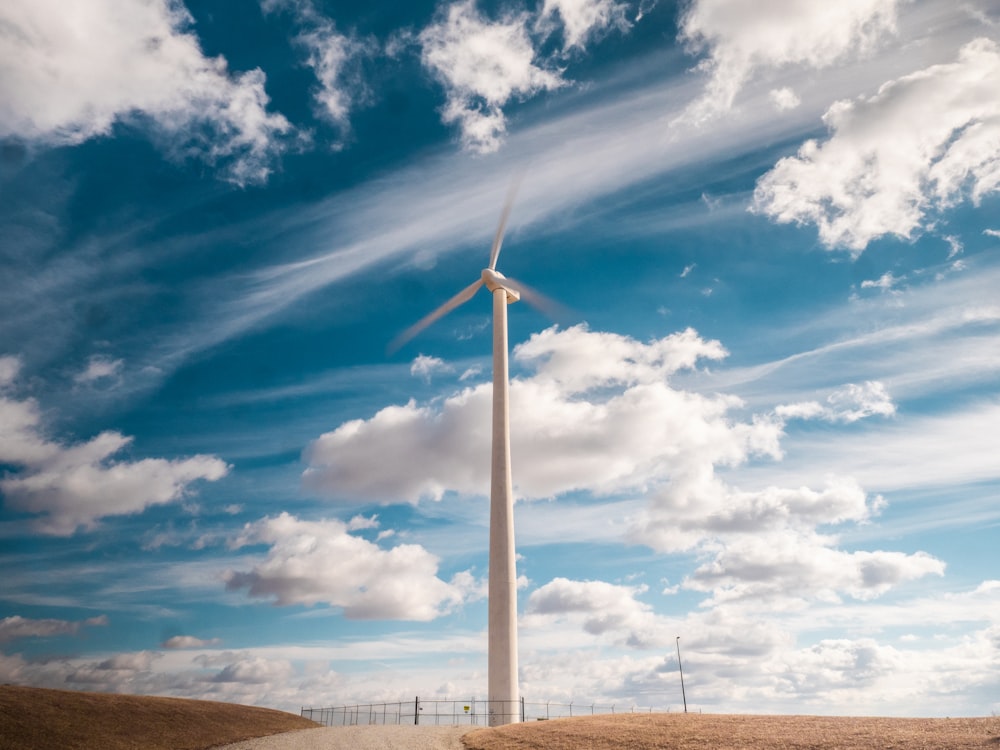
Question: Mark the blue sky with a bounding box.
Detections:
[2,0,999,717]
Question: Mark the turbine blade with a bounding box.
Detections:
[387,279,484,353]
[488,177,523,271]
[503,276,573,323]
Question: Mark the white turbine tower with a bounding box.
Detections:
[390,189,539,726]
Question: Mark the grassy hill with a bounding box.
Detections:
[3,686,999,750]
[463,712,1000,750]
[0,684,318,750]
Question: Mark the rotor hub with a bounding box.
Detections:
[482,268,520,303]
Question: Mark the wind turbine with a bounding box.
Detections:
[390,187,538,726]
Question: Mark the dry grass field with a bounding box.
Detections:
[0,684,317,750]
[3,686,999,750]
[462,712,1000,750]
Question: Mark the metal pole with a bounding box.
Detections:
[676,636,688,713]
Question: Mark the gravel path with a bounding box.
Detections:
[213,725,468,750]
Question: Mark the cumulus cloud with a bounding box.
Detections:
[0,614,108,643]
[686,535,944,604]
[419,0,565,152]
[205,654,294,684]
[162,635,221,649]
[74,355,124,385]
[768,86,800,111]
[304,323,943,631]
[67,650,163,684]
[224,512,478,620]
[0,0,293,185]
[630,464,942,606]
[303,325,747,502]
[410,354,452,382]
[753,38,1000,252]
[634,473,868,549]
[0,357,229,535]
[860,272,904,292]
[678,0,900,119]
[776,380,896,423]
[537,0,631,51]
[526,578,662,647]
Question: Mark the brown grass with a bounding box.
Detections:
[461,713,1000,750]
[0,684,318,750]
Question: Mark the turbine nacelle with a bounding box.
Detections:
[482,268,520,303]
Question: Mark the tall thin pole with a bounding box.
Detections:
[488,286,519,726]
[675,636,687,713]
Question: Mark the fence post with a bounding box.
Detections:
[414,696,420,726]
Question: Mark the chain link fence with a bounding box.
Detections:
[302,697,664,727]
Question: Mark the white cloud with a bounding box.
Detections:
[860,271,904,291]
[685,534,944,604]
[825,380,896,421]
[346,513,379,531]
[943,234,963,259]
[66,650,163,684]
[0,355,21,387]
[74,355,124,385]
[678,0,900,119]
[303,325,756,502]
[224,512,477,620]
[525,578,661,647]
[0,0,293,185]
[298,24,361,127]
[777,380,896,423]
[205,654,294,685]
[769,86,801,111]
[0,364,228,535]
[410,354,452,381]
[262,0,370,132]
[984,228,1000,238]
[753,37,1000,252]
[632,473,879,552]
[304,324,937,613]
[419,0,564,152]
[538,0,631,51]
[162,635,221,649]
[0,614,107,643]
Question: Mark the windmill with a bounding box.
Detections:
[390,186,541,726]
